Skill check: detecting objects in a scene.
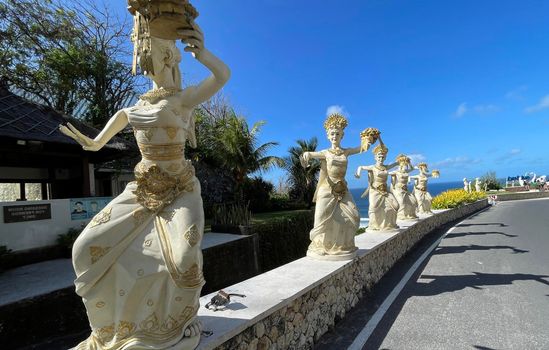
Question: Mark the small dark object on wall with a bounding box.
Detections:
[205,290,246,311]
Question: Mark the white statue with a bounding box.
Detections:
[355,142,400,232]
[463,177,469,192]
[301,114,378,260]
[410,164,439,215]
[389,154,418,221]
[475,177,482,192]
[59,2,230,349]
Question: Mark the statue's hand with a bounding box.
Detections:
[300,152,310,168]
[355,168,361,179]
[59,123,101,151]
[178,21,204,59]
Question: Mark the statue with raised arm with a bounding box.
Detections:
[300,114,378,260]
[389,154,418,221]
[410,163,440,215]
[59,2,230,349]
[355,141,400,232]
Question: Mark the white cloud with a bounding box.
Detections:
[454,102,468,117]
[495,149,522,164]
[505,85,528,100]
[454,102,500,117]
[326,105,349,117]
[408,153,427,164]
[473,104,500,114]
[525,95,549,113]
[433,156,481,169]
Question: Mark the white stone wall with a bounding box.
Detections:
[197,199,489,350]
[0,199,89,251]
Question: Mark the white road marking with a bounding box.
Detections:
[347,207,491,350]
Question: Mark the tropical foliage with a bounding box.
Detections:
[0,0,141,127]
[190,95,284,203]
[284,138,320,207]
[480,171,503,190]
[432,189,487,209]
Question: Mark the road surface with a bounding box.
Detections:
[317,198,549,350]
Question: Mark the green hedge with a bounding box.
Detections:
[253,210,314,272]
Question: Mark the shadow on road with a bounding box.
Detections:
[445,231,518,239]
[434,244,529,255]
[414,272,549,296]
[456,222,508,227]
[474,346,498,350]
[365,264,549,349]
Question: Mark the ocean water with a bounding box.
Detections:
[350,180,463,219]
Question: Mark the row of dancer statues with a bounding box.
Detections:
[463,177,485,192]
[57,1,441,349]
[300,113,440,261]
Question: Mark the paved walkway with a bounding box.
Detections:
[317,198,549,349]
[0,232,244,307]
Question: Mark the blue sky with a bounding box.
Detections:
[110,1,549,188]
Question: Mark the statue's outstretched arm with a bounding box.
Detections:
[59,110,128,151]
[300,151,325,168]
[355,165,374,178]
[178,22,231,107]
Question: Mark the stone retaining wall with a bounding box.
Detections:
[494,191,549,202]
[200,199,489,350]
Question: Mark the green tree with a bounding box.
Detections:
[190,94,284,202]
[0,0,141,126]
[284,138,320,207]
[217,116,284,185]
[480,171,502,190]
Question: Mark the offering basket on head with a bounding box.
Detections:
[127,0,199,40]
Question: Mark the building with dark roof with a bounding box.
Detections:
[0,81,137,200]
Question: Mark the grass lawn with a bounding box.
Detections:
[251,209,311,225]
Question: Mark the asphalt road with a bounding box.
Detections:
[316,198,549,350]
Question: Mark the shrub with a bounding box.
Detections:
[268,196,308,211]
[480,171,503,190]
[212,202,252,226]
[56,227,84,255]
[253,210,314,272]
[432,189,486,209]
[0,245,12,256]
[242,177,274,212]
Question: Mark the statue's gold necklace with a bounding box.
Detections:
[328,148,344,156]
[140,87,182,102]
[375,164,386,171]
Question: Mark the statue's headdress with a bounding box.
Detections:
[373,141,388,155]
[396,154,409,164]
[323,113,348,131]
[417,162,428,169]
[128,0,199,75]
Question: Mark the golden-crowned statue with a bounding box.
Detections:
[60,1,230,349]
[301,114,379,260]
[355,141,400,232]
[410,163,440,215]
[389,154,418,221]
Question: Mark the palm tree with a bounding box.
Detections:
[217,116,284,185]
[284,137,320,207]
[190,95,284,202]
